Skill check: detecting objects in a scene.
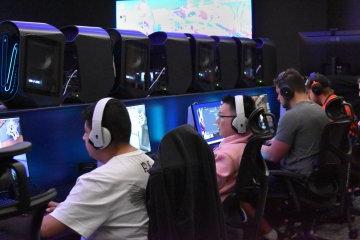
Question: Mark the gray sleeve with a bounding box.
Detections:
[275,111,298,145]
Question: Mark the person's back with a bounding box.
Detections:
[57,150,152,240]
[261,68,330,176]
[41,98,154,240]
[277,100,328,175]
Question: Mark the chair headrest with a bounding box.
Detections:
[247,107,275,136]
[325,96,354,121]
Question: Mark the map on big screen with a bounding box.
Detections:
[116,0,252,38]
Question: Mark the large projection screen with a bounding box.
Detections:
[116,0,252,38]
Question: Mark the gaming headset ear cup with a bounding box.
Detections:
[88,97,114,149]
[232,117,247,133]
[280,86,294,100]
[311,82,323,95]
[102,127,112,148]
[88,127,111,149]
[232,95,248,134]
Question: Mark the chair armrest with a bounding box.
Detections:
[269,170,306,180]
[0,142,32,158]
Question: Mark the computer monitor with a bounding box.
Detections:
[0,117,29,176]
[189,101,222,145]
[115,0,253,38]
[126,104,151,152]
[251,94,275,130]
[299,30,360,76]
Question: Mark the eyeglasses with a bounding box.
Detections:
[218,114,236,118]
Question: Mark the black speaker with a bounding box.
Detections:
[254,38,277,86]
[233,37,256,88]
[148,32,192,95]
[0,21,64,109]
[211,36,239,90]
[61,26,114,103]
[107,29,149,99]
[185,33,218,92]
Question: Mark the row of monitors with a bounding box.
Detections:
[188,94,272,145]
[0,21,277,110]
[0,104,151,177]
[0,93,272,178]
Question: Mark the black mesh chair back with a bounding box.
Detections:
[223,108,274,239]
[146,125,227,240]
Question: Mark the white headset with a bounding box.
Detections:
[232,95,248,134]
[88,97,113,149]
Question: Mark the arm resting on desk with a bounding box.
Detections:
[261,139,290,163]
[41,214,69,238]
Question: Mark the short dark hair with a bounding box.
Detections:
[82,98,131,145]
[305,72,331,89]
[273,68,306,93]
[222,95,255,118]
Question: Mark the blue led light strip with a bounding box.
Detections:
[0,35,8,88]
[4,43,18,92]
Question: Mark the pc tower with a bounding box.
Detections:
[211,36,239,90]
[107,29,149,99]
[185,33,219,92]
[254,38,277,86]
[148,32,192,95]
[233,37,257,88]
[61,26,114,103]
[0,21,64,109]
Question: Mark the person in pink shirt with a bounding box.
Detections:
[214,95,254,201]
[214,95,278,240]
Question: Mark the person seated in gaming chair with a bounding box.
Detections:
[40,98,154,240]
[261,68,329,177]
[214,95,277,240]
[305,72,358,139]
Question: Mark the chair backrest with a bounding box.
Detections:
[225,108,274,239]
[146,124,227,240]
[0,141,57,240]
[307,116,352,208]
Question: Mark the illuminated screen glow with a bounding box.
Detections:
[126,104,151,152]
[191,101,222,145]
[116,0,252,38]
[0,117,30,177]
[251,94,275,130]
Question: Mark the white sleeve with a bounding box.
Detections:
[50,175,112,238]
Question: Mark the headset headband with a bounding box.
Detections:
[232,95,247,133]
[235,95,245,120]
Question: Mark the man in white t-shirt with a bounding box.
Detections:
[41,98,154,240]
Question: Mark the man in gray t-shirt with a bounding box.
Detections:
[261,68,329,176]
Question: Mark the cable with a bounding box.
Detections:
[62,69,78,96]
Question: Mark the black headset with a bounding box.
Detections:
[305,72,331,96]
[277,71,294,101]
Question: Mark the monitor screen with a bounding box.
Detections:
[191,101,222,145]
[126,104,151,152]
[299,31,360,76]
[124,40,148,89]
[24,37,62,96]
[198,42,217,83]
[116,0,252,38]
[0,117,29,176]
[251,94,274,130]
